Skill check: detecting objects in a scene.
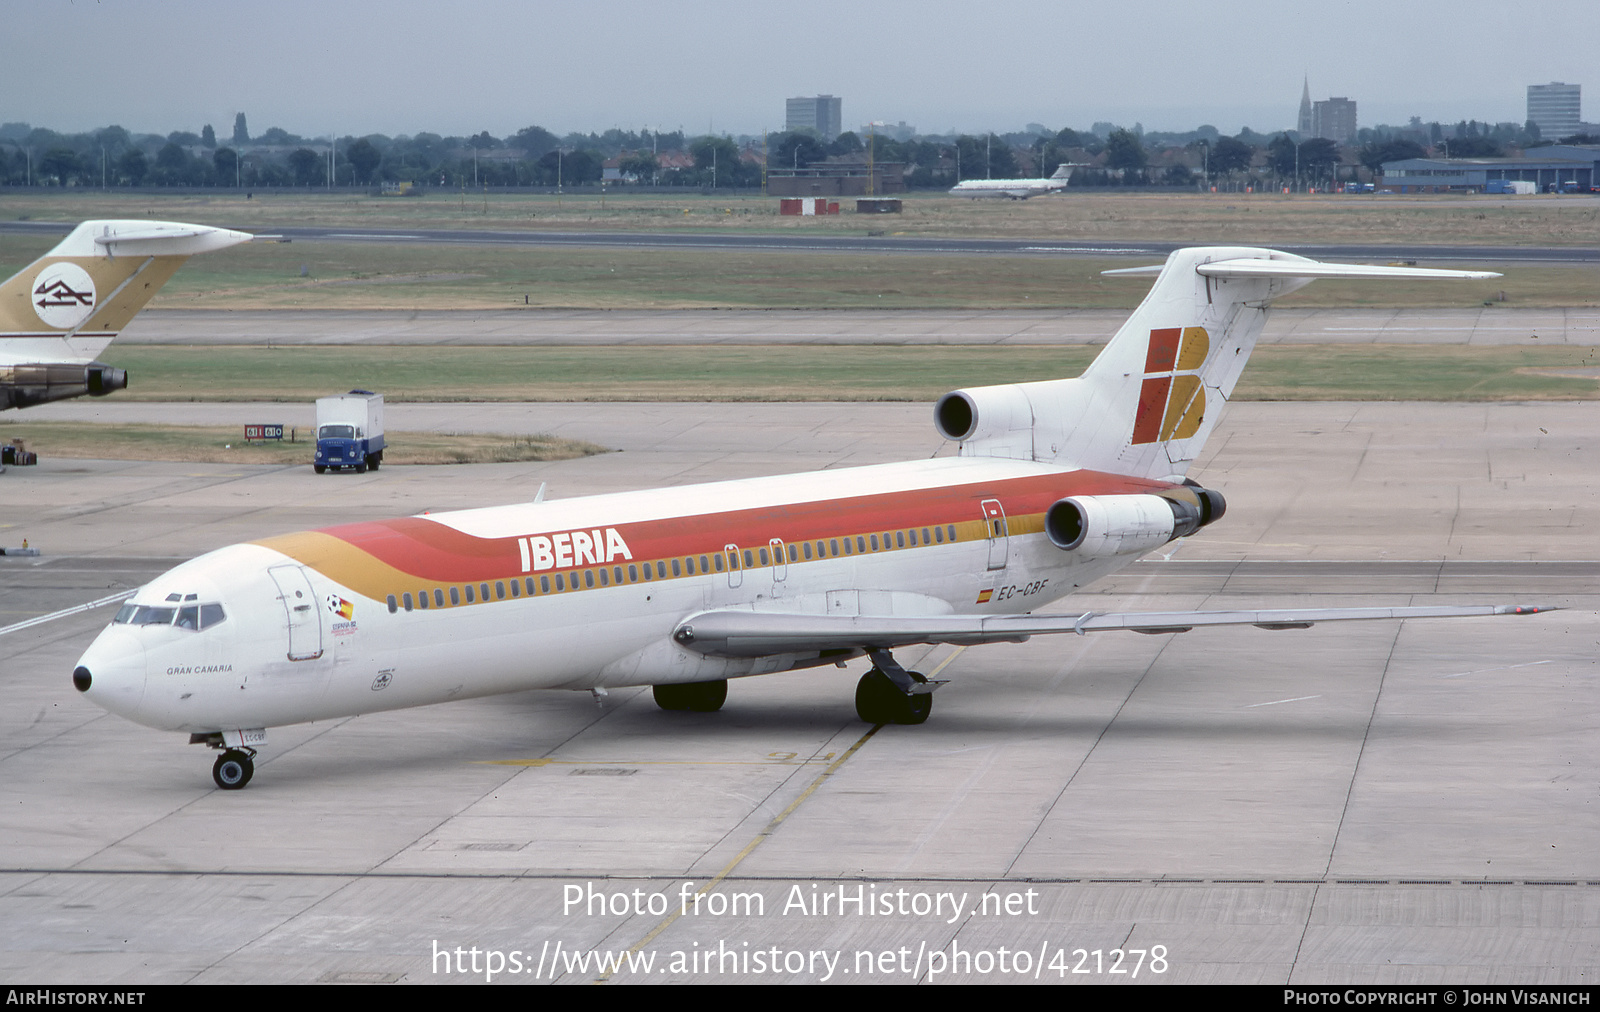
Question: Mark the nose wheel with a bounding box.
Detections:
[212,749,256,790]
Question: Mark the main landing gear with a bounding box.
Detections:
[855,650,942,726]
[653,679,728,712]
[211,748,256,790]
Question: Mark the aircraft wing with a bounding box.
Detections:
[671,604,1555,657]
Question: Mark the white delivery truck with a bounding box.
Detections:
[314,390,385,474]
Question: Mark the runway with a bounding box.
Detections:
[2,400,1597,984]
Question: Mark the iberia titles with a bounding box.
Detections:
[517,528,634,573]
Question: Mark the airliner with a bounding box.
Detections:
[949,164,1071,199]
[1,219,250,410]
[71,246,1549,789]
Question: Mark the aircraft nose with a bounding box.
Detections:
[74,628,147,718]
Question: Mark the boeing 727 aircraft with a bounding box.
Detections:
[1,219,250,410]
[72,247,1550,789]
[949,164,1071,199]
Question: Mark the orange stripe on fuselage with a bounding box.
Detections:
[253,470,1170,602]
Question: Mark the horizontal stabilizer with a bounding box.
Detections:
[1196,258,1500,281]
[672,604,1556,657]
[1104,257,1501,281]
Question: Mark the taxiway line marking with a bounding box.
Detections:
[594,722,883,983]
[0,590,135,637]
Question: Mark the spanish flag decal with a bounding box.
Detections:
[976,589,994,604]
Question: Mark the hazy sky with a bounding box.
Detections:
[4,0,1593,140]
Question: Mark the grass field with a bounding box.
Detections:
[81,344,1600,403]
[0,233,1588,311]
[5,190,1599,247]
[0,423,605,465]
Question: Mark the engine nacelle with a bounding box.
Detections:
[1045,489,1224,557]
[1,361,128,410]
[934,384,1033,454]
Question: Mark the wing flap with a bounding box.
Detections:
[671,605,1555,657]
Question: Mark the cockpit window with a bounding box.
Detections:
[113,603,226,630]
[319,424,356,440]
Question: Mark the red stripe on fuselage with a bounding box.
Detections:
[310,470,1171,583]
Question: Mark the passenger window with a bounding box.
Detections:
[643,564,653,581]
[496,581,506,600]
[683,557,693,576]
[897,531,905,549]
[743,550,754,568]
[540,576,550,594]
[935,526,945,543]
[613,566,623,584]
[947,525,957,541]
[856,537,866,553]
[922,527,931,544]
[909,529,918,546]
[419,590,430,610]
[788,544,798,562]
[509,581,519,599]
[585,570,595,588]
[479,583,489,601]
[403,593,414,612]
[555,574,565,592]
[700,554,710,573]
[832,539,840,556]
[759,548,770,566]
[803,542,813,560]
[870,534,879,551]
[385,596,397,615]
[714,555,724,572]
[629,564,638,582]
[464,585,475,603]
[450,587,461,606]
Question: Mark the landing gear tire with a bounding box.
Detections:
[855,668,930,725]
[212,750,254,790]
[653,679,727,712]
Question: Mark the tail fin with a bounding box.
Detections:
[1,220,250,409]
[934,246,1498,480]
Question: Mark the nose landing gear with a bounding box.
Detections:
[212,748,256,790]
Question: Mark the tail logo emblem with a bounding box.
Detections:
[31,263,98,330]
[1131,326,1209,445]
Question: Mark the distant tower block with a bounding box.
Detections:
[786,95,842,141]
[1527,82,1581,139]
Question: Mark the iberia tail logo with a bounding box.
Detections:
[1131,327,1209,445]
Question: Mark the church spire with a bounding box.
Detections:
[1298,76,1313,136]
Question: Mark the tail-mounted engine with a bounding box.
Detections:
[1045,486,1225,557]
[1,362,127,410]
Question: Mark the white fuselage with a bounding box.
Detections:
[75,455,1173,736]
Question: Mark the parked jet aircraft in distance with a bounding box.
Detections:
[72,246,1551,789]
[0,220,250,410]
[949,164,1071,199]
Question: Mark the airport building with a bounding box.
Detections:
[786,95,842,141]
[1527,82,1581,139]
[766,160,905,197]
[1379,145,1600,193]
